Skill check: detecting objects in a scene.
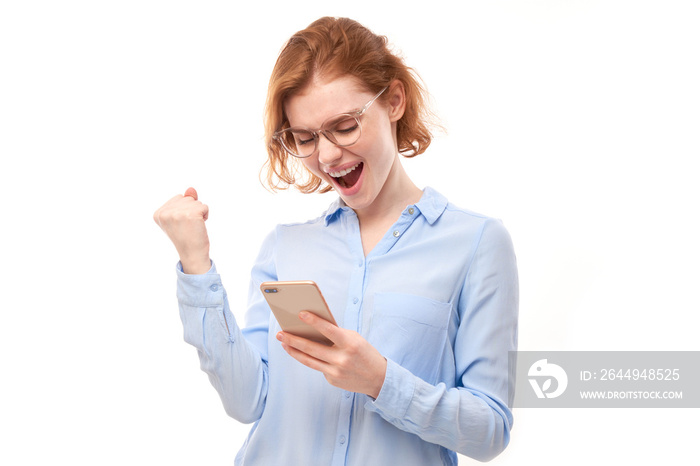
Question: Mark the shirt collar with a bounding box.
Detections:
[323,197,347,226]
[414,186,448,225]
[323,187,448,226]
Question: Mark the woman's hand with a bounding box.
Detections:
[277,311,387,398]
[153,187,211,274]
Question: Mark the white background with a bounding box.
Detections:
[1,1,698,464]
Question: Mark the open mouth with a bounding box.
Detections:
[328,162,363,189]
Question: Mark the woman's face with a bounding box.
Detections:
[284,75,404,215]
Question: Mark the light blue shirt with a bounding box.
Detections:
[176,187,518,465]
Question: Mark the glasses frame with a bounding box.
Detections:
[272,86,389,158]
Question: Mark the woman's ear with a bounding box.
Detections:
[386,80,406,123]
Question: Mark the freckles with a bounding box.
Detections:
[295,153,312,170]
[300,157,321,177]
[299,157,312,171]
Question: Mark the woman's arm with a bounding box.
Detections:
[176,260,271,424]
[155,189,277,423]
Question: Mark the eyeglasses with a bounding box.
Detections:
[272,86,388,158]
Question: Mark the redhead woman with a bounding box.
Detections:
[154,16,518,465]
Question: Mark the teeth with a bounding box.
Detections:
[328,163,360,178]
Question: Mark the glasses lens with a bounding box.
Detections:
[291,130,316,157]
[328,116,361,147]
[278,129,316,157]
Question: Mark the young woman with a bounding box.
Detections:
[154,17,518,465]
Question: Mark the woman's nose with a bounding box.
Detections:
[316,134,343,165]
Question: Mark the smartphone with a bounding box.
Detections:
[260,280,338,346]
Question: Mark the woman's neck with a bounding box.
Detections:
[355,160,422,255]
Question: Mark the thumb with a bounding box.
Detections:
[184,187,198,200]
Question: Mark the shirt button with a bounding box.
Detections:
[209,284,219,292]
[408,207,415,215]
[345,391,352,398]
[353,297,358,304]
[393,230,400,237]
[339,435,346,444]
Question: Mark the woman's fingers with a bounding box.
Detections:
[276,314,387,398]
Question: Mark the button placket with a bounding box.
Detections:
[331,225,365,465]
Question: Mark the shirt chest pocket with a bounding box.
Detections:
[367,292,452,384]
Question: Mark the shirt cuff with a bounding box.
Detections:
[176,260,224,308]
[366,358,416,419]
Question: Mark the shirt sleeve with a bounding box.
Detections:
[176,229,279,424]
[365,218,519,462]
